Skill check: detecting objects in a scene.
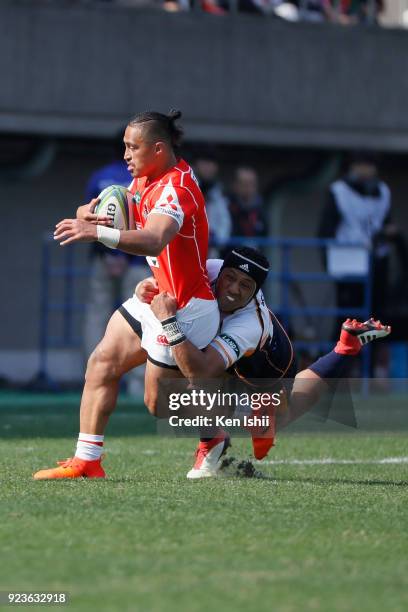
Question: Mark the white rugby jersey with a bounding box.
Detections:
[207,259,273,369]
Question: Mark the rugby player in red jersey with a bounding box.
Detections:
[34,111,219,479]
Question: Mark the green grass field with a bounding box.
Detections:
[1,393,407,612]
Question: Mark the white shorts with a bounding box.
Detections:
[120,295,220,368]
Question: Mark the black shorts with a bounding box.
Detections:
[118,305,143,339]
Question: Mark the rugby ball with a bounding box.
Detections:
[95,185,135,230]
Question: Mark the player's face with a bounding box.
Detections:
[123,125,161,179]
[215,268,257,312]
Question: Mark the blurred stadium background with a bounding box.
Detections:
[2,4,408,612]
[1,0,408,389]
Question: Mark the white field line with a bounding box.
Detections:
[138,450,408,465]
[261,457,408,465]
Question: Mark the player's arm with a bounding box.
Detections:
[114,183,192,256]
[150,292,226,381]
[174,343,227,381]
[54,214,179,257]
[117,215,179,256]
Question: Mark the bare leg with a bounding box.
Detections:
[32,310,147,479]
[277,368,329,431]
[143,359,185,416]
[80,310,147,434]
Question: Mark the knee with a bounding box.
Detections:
[294,369,312,381]
[293,368,320,389]
[292,368,326,402]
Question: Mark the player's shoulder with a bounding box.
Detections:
[163,159,200,192]
[255,288,268,310]
[153,160,203,211]
[233,289,272,338]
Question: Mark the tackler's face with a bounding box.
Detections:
[123,125,160,180]
[215,267,257,313]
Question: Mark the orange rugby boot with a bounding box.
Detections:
[33,456,105,480]
[249,390,287,460]
[251,409,276,461]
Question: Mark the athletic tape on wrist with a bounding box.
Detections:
[161,316,186,346]
[96,225,120,249]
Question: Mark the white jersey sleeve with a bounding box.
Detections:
[210,310,263,368]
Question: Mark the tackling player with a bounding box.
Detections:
[148,247,391,478]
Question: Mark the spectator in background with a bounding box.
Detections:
[227,166,268,247]
[273,0,383,24]
[163,0,190,12]
[297,0,332,21]
[192,150,231,256]
[162,0,226,12]
[273,0,335,22]
[83,143,149,391]
[318,152,396,375]
[334,0,384,24]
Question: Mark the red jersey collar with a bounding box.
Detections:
[143,158,188,189]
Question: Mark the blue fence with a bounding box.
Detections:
[39,235,373,381]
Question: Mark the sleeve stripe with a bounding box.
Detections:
[148,207,183,229]
[211,338,234,368]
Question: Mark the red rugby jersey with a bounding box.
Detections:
[129,159,214,308]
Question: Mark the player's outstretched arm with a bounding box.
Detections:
[54,213,179,256]
[150,292,226,382]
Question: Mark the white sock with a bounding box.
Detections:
[75,433,104,461]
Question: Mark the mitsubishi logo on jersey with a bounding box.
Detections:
[239,263,250,273]
[152,179,184,227]
[160,195,178,211]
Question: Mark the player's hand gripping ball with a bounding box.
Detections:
[95,185,135,230]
